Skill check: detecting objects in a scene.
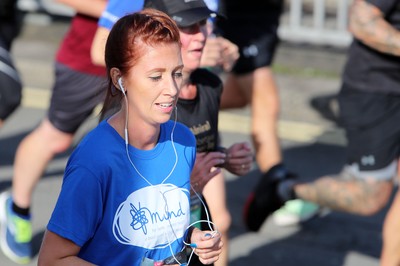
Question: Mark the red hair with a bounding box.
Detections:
[101,8,181,117]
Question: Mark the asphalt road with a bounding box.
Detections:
[0,13,392,266]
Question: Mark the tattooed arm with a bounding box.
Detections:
[348,0,400,56]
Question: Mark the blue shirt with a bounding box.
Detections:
[98,0,144,30]
[98,0,219,29]
[47,120,196,265]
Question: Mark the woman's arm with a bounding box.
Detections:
[91,26,110,66]
[38,230,95,266]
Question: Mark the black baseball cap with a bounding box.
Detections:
[145,0,218,27]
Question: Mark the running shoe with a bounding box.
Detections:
[272,199,320,226]
[243,164,293,232]
[0,191,32,264]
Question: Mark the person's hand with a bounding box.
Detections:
[222,142,253,176]
[201,36,239,72]
[190,228,223,265]
[201,36,224,69]
[218,37,239,72]
[190,152,226,193]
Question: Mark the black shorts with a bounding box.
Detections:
[338,86,400,174]
[216,12,282,74]
[48,63,107,133]
[0,39,22,120]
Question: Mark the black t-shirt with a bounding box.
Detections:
[342,0,400,94]
[171,68,223,153]
[217,0,283,21]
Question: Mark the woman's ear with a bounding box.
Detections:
[110,67,123,91]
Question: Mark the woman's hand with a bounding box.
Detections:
[190,228,223,265]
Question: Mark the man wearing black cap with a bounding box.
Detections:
[146,0,217,27]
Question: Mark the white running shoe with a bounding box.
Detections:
[272,199,321,226]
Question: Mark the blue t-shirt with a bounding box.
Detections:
[47,120,196,265]
[98,0,219,30]
[98,0,144,30]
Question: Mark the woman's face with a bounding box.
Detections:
[179,20,208,71]
[124,42,183,126]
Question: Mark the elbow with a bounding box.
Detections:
[347,22,356,36]
[347,16,363,40]
[347,22,369,45]
[91,28,108,67]
[91,56,105,67]
[90,49,105,67]
[347,21,363,40]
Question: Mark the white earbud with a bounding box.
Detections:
[118,77,126,95]
[118,76,128,144]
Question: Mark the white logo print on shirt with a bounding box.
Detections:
[112,184,190,249]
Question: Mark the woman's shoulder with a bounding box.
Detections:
[73,121,122,159]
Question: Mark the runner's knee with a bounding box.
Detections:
[37,120,75,154]
[342,163,396,215]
